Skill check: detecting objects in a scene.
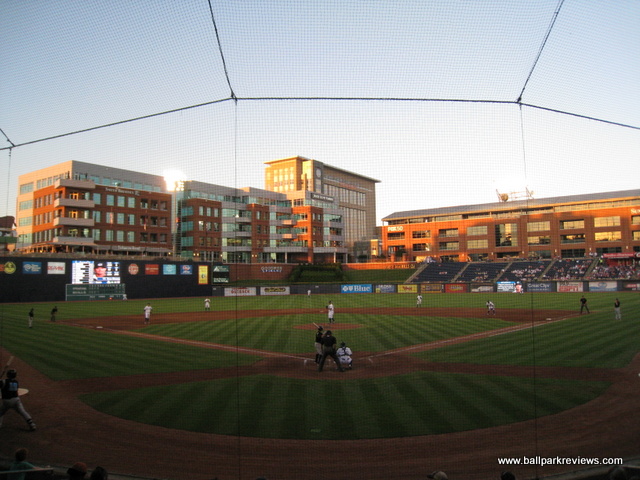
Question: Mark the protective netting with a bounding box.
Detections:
[1,2,639,479]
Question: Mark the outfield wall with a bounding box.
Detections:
[2,257,639,302]
[0,256,212,302]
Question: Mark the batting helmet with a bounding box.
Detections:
[6,369,17,379]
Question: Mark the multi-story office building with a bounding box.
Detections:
[382,190,640,262]
[265,156,379,259]
[15,161,348,262]
[176,181,346,263]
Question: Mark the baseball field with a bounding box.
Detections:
[0,291,638,480]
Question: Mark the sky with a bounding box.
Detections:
[1,0,639,224]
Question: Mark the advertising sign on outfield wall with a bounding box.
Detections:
[375,284,396,293]
[397,284,418,294]
[527,282,554,293]
[588,281,618,292]
[470,284,493,293]
[558,282,583,293]
[421,284,443,293]
[341,284,373,294]
[225,287,257,296]
[444,283,468,293]
[261,286,290,295]
[621,282,640,291]
[497,281,516,293]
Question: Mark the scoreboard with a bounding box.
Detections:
[66,283,126,301]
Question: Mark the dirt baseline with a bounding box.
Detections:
[1,307,638,480]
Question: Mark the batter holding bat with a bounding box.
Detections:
[0,358,37,431]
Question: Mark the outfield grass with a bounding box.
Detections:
[0,291,637,438]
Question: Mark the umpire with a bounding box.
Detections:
[317,330,344,373]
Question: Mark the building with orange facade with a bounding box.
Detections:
[265,156,379,255]
[381,190,640,262]
[15,161,348,263]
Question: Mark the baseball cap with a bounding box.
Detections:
[428,471,448,480]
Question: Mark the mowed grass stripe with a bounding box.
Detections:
[421,313,640,368]
[81,372,609,439]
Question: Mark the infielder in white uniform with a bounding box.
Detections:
[327,301,335,324]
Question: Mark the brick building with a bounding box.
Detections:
[382,190,640,262]
[15,161,348,262]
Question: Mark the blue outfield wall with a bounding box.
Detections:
[2,257,639,302]
[0,257,212,302]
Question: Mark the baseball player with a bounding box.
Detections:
[204,298,211,311]
[326,301,335,324]
[314,325,324,364]
[486,300,496,316]
[143,303,152,324]
[416,294,423,307]
[0,368,36,431]
[337,342,353,369]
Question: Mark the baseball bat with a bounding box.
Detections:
[6,355,14,366]
[312,322,320,328]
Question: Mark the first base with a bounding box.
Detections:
[18,388,29,396]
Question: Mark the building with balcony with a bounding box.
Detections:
[382,190,640,262]
[176,181,347,263]
[265,156,379,260]
[16,161,348,262]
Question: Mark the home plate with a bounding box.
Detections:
[96,326,103,329]
[18,388,29,396]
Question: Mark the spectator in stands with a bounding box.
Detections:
[67,462,88,480]
[428,471,448,480]
[501,472,517,480]
[8,448,35,480]
[90,466,108,480]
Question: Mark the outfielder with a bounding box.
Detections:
[0,367,36,431]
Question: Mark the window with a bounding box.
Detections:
[93,229,101,241]
[632,216,640,225]
[93,193,101,204]
[594,231,621,242]
[128,214,136,225]
[19,182,34,194]
[387,232,405,240]
[467,226,487,236]
[594,216,620,227]
[116,213,125,224]
[560,220,584,229]
[116,231,124,242]
[561,233,585,244]
[127,231,135,242]
[527,221,550,232]
[633,231,640,241]
[495,224,517,247]
[127,197,136,208]
[528,236,551,245]
[439,241,459,251]
[105,212,114,224]
[412,243,430,251]
[467,239,488,249]
[117,196,126,207]
[439,228,458,237]
[106,195,115,206]
[412,230,431,238]
[105,230,114,241]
